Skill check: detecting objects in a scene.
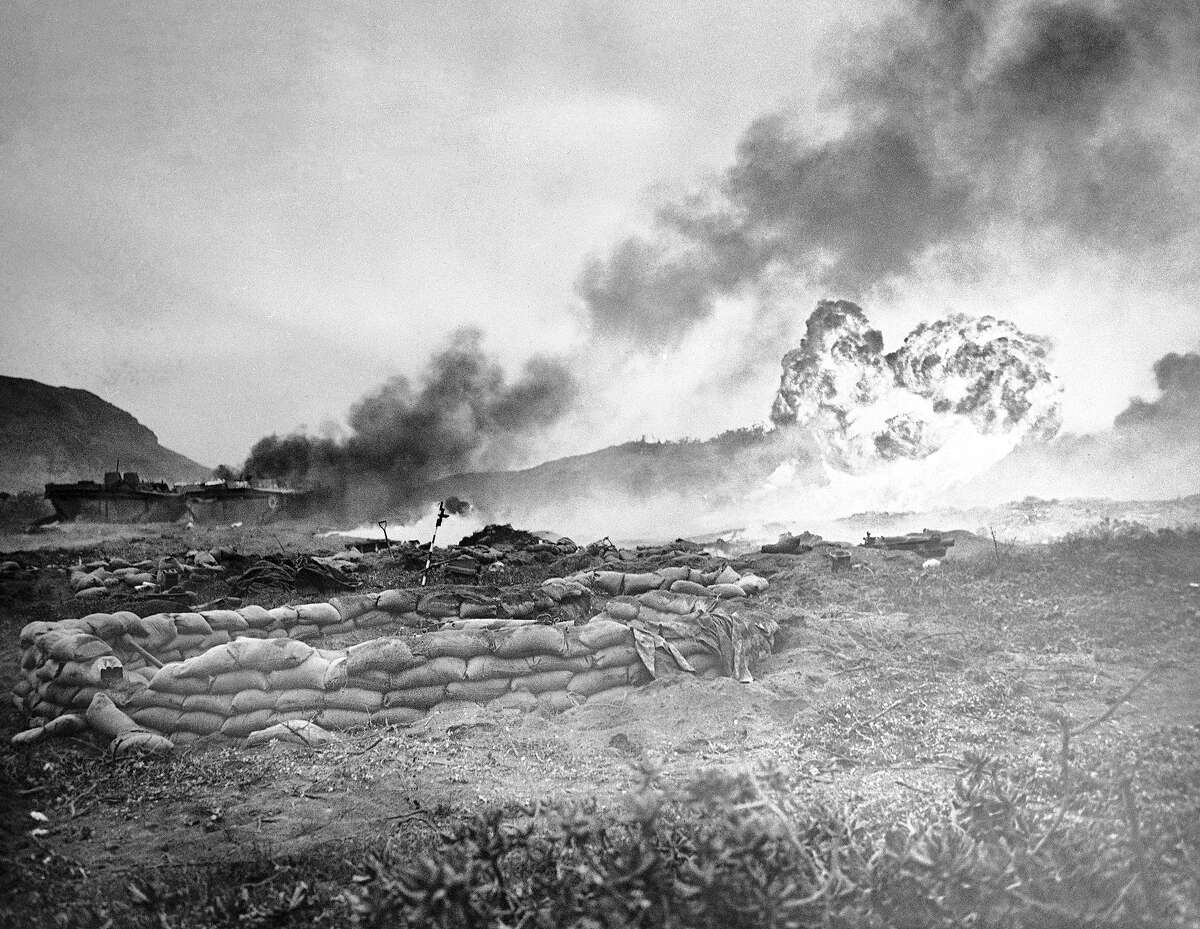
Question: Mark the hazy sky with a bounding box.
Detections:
[2,0,1197,467]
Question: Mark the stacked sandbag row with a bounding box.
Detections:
[570,565,769,600]
[68,550,229,601]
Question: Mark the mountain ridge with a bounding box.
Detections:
[0,375,208,492]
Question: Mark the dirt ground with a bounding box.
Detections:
[2,518,1198,926]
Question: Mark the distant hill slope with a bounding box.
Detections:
[419,428,812,515]
[0,376,207,492]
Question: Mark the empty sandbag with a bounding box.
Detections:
[247,720,338,747]
[44,714,87,737]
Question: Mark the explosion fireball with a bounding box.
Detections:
[770,300,1063,477]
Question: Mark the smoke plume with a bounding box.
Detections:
[578,0,1199,346]
[243,329,578,514]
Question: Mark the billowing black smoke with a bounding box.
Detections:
[578,0,1199,345]
[1114,351,1200,431]
[243,329,578,514]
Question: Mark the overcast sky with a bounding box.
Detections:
[2,0,1197,467]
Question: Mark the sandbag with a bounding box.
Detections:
[148,665,213,696]
[319,621,358,636]
[11,726,45,745]
[315,708,371,731]
[265,606,297,629]
[714,565,741,585]
[324,687,383,713]
[416,591,461,618]
[372,707,424,728]
[354,609,399,629]
[445,678,512,703]
[111,730,174,754]
[638,590,700,616]
[488,691,538,711]
[202,610,250,632]
[577,619,631,651]
[465,654,535,680]
[228,637,313,672]
[459,602,498,619]
[247,720,338,747]
[170,731,200,746]
[297,602,341,626]
[383,685,446,710]
[409,630,492,660]
[492,624,567,658]
[526,654,592,673]
[621,573,664,595]
[590,571,625,596]
[176,644,241,678]
[176,711,225,736]
[591,643,641,670]
[509,669,574,694]
[210,669,270,694]
[129,706,183,733]
[275,688,325,714]
[182,693,235,717]
[709,584,746,599]
[587,685,635,705]
[199,630,233,649]
[323,656,348,691]
[126,688,187,711]
[346,638,422,676]
[172,613,213,637]
[170,633,211,657]
[377,589,419,614]
[220,709,273,738]
[603,598,640,622]
[537,690,584,713]
[388,657,468,689]
[669,580,712,597]
[330,594,379,623]
[86,691,143,738]
[238,605,273,629]
[44,714,88,737]
[738,574,769,595]
[130,615,177,651]
[231,689,277,714]
[568,666,632,697]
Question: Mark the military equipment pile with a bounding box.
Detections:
[11,564,774,754]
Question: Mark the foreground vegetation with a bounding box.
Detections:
[2,522,1198,927]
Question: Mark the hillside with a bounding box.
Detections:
[0,376,207,492]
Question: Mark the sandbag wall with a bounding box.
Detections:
[12,568,773,749]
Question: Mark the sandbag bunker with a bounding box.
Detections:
[12,565,774,754]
